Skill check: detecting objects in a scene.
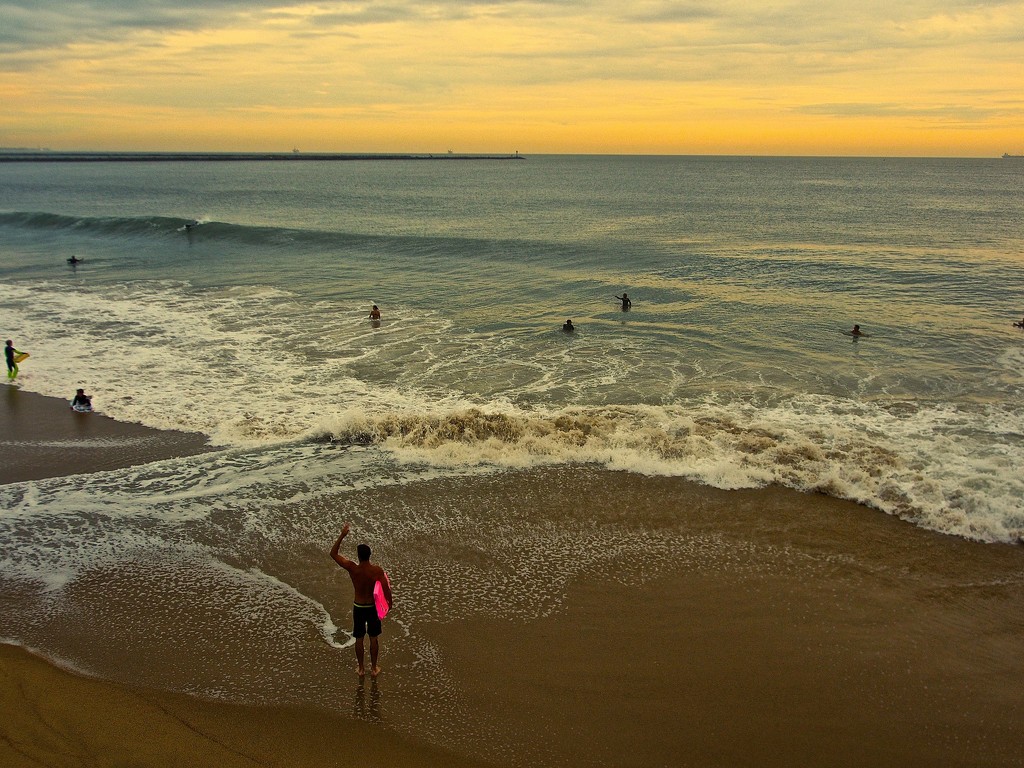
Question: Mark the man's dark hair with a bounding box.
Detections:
[357,543,371,562]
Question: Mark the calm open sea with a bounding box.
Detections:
[1,156,1023,754]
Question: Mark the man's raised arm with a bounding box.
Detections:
[330,523,354,570]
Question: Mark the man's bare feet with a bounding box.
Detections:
[371,666,381,678]
[357,665,366,677]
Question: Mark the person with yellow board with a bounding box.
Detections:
[5,339,28,380]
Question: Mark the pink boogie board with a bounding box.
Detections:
[373,573,391,619]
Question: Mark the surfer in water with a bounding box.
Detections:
[563,319,575,333]
[331,524,393,678]
[616,292,632,310]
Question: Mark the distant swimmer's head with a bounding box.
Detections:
[357,543,372,562]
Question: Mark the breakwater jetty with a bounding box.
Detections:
[0,151,525,163]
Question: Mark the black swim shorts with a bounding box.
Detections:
[353,603,382,638]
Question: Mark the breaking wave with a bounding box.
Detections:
[315,399,1024,544]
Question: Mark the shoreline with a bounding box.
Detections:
[0,643,486,768]
[0,389,486,767]
[0,391,468,767]
[1,386,213,484]
[3,389,1023,767]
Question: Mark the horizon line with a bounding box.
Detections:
[0,148,1012,161]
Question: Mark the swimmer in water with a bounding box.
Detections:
[615,293,631,310]
[563,319,575,333]
[850,324,865,336]
[369,305,381,320]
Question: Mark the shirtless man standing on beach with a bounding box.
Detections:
[331,523,393,678]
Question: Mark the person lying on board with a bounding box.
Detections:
[71,389,93,410]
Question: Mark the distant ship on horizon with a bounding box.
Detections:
[1002,152,1023,158]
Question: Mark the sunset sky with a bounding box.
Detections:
[1,0,1021,156]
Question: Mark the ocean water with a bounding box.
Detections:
[3,156,1022,537]
[1,156,1023,755]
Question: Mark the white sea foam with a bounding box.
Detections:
[4,278,1023,542]
[321,397,1024,543]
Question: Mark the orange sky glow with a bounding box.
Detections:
[1,0,1022,156]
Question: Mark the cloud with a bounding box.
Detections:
[0,0,279,52]
[619,1,720,24]
[2,0,1021,154]
[6,0,1023,59]
[795,102,1000,122]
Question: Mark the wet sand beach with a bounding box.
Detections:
[2,392,1023,767]
[0,643,484,768]
[0,390,487,768]
[1,386,212,484]
[394,471,1024,767]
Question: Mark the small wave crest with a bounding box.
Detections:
[0,210,190,239]
[1,209,391,250]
